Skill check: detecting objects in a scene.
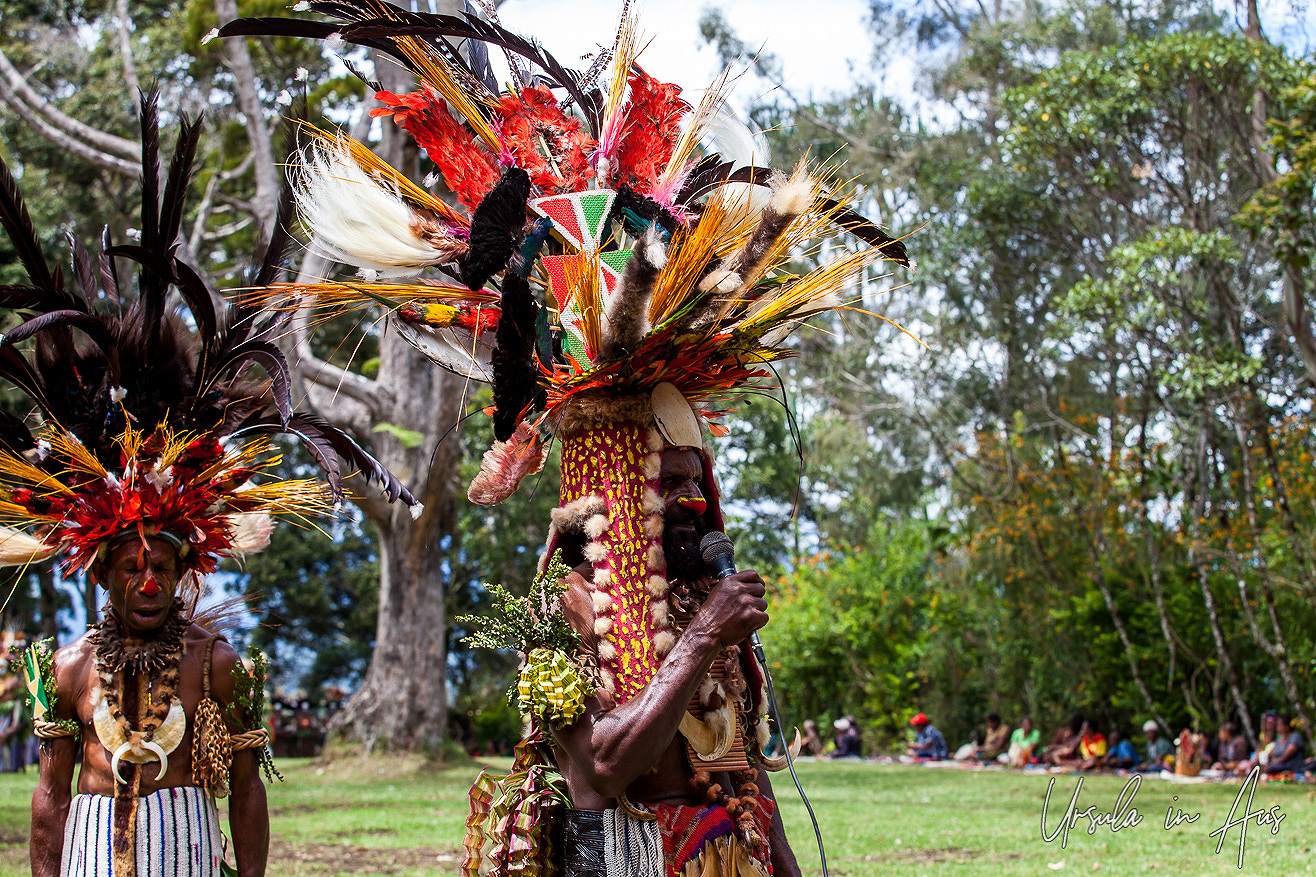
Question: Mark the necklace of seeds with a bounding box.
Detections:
[90,605,187,740]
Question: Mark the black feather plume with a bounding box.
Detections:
[158,115,203,258]
[265,412,419,507]
[459,166,529,291]
[0,157,84,312]
[99,225,121,307]
[69,234,100,303]
[0,101,420,512]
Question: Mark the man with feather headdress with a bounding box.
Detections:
[3,95,417,877]
[218,3,909,874]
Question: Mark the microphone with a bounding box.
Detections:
[699,531,765,664]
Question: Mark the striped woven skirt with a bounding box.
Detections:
[60,786,223,876]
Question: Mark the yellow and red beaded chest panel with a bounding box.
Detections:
[559,421,667,703]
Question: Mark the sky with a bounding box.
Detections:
[495,0,1315,115]
[496,0,894,111]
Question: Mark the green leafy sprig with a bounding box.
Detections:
[227,649,282,783]
[17,639,80,738]
[457,551,580,656]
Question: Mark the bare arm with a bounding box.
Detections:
[551,570,769,798]
[30,650,80,877]
[229,749,269,877]
[211,645,269,877]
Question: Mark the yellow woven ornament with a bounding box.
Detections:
[516,647,589,725]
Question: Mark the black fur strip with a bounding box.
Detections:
[491,273,541,442]
[460,167,530,292]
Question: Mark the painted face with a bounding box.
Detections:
[97,536,182,633]
[659,447,707,580]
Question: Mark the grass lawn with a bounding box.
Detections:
[2,757,1312,875]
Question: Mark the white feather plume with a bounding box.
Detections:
[295,142,444,278]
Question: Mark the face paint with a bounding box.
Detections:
[140,578,161,597]
[676,495,707,516]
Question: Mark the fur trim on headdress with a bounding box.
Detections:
[554,394,657,437]
[550,494,608,533]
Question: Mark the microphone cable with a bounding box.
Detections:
[701,531,828,876]
[751,635,828,877]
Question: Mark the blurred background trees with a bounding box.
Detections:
[2,0,1315,755]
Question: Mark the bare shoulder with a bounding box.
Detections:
[51,633,95,717]
[186,623,239,699]
[52,633,95,683]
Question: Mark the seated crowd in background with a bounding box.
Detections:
[800,707,1312,776]
[931,708,1316,777]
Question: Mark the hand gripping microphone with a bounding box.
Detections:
[697,531,829,877]
[699,532,766,664]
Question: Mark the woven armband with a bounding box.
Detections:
[230,728,269,750]
[34,719,80,739]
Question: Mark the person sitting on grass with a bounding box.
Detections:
[1265,715,1307,775]
[1077,721,1108,771]
[908,713,949,760]
[1043,715,1083,765]
[1045,716,1085,768]
[833,717,862,758]
[1105,730,1141,770]
[958,712,1010,762]
[1047,718,1103,770]
[1006,717,1041,766]
[1210,723,1249,772]
[1136,720,1173,771]
[800,719,824,757]
[1236,711,1278,776]
[980,713,1011,761]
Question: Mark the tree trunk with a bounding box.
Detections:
[1186,421,1257,746]
[320,46,467,752]
[330,340,464,752]
[36,565,59,641]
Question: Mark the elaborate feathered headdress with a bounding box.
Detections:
[217,3,909,705]
[0,94,416,576]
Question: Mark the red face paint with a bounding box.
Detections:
[676,495,707,516]
[140,578,162,598]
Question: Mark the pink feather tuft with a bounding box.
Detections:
[467,421,547,505]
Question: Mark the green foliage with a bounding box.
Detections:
[17,639,80,737]
[1238,74,1316,269]
[456,552,577,656]
[762,521,938,749]
[227,649,283,783]
[232,505,380,699]
[456,552,593,725]
[371,423,426,449]
[706,0,1316,753]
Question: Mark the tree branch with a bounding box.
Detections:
[115,0,142,110]
[214,0,280,234]
[0,79,140,178]
[0,47,140,161]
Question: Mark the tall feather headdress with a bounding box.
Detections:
[0,93,416,576]
[217,3,912,709]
